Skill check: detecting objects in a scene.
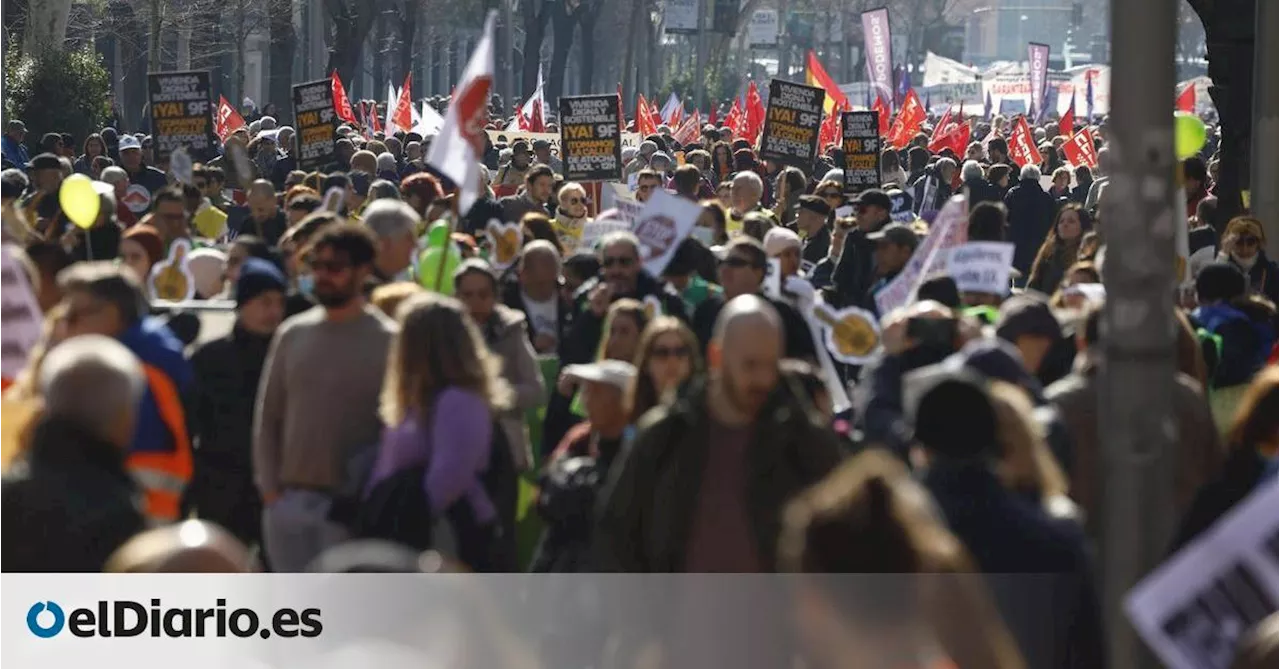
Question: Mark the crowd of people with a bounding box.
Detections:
[1,81,1277,669]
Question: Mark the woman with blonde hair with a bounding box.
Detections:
[364,293,516,570]
[629,316,702,422]
[987,381,1078,521]
[780,449,1025,669]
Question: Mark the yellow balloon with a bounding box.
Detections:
[58,174,101,230]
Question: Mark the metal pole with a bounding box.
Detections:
[694,0,708,113]
[1251,0,1278,259]
[1098,0,1178,666]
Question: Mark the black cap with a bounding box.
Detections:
[866,222,919,249]
[852,188,892,211]
[798,194,832,217]
[511,139,530,154]
[27,153,62,171]
[531,138,551,150]
[996,294,1062,342]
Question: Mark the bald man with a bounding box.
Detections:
[105,520,258,572]
[3,336,148,572]
[594,295,844,572]
[228,179,287,245]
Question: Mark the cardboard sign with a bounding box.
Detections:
[875,194,969,316]
[1,244,43,382]
[148,239,197,302]
[559,95,623,182]
[632,190,701,277]
[148,70,216,162]
[758,79,825,172]
[293,79,339,171]
[485,221,523,270]
[1125,476,1278,669]
[812,303,882,365]
[841,111,881,194]
[947,242,1015,295]
[600,182,643,225]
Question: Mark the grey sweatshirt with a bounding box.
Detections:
[253,305,397,494]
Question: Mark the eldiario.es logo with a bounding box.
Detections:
[26,599,322,639]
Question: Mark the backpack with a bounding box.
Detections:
[352,420,518,572]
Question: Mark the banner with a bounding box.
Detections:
[841,111,881,194]
[631,191,702,277]
[875,194,968,316]
[1126,476,1278,669]
[948,242,1014,295]
[664,0,699,34]
[292,79,339,172]
[489,130,642,155]
[147,70,216,162]
[1008,115,1040,168]
[759,79,825,172]
[559,94,623,182]
[921,51,980,87]
[1027,42,1050,122]
[861,8,894,106]
[1063,127,1098,169]
[214,96,246,142]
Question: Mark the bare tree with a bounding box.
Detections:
[24,0,73,55]
[324,0,381,97]
[268,0,296,117]
[521,0,555,98]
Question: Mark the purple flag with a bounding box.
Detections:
[861,8,894,111]
[1027,42,1050,123]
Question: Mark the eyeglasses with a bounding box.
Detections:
[650,345,691,359]
[602,255,635,268]
[310,259,352,274]
[719,256,761,269]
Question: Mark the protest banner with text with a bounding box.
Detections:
[559,94,623,181]
[292,79,339,171]
[841,110,881,194]
[148,71,216,162]
[759,79,825,172]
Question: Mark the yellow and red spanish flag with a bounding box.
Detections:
[805,50,848,116]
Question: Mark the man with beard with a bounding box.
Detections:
[253,224,397,572]
[496,139,534,187]
[595,294,843,572]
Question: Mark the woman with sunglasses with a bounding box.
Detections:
[630,316,704,422]
[554,182,591,254]
[1218,216,1278,304]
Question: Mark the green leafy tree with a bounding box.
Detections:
[4,47,111,154]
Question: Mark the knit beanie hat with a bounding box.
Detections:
[236,257,287,308]
[122,224,165,266]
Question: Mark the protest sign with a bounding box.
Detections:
[631,190,701,277]
[579,218,632,252]
[559,95,623,181]
[948,242,1014,295]
[486,130,642,155]
[148,70,216,162]
[811,304,881,365]
[759,79,825,172]
[149,239,197,302]
[1,244,43,383]
[485,221,523,270]
[1126,476,1278,669]
[600,182,643,225]
[875,194,969,315]
[841,111,881,194]
[292,79,339,171]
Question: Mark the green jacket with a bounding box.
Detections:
[593,374,846,572]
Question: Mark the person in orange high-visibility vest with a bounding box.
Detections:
[57,259,194,522]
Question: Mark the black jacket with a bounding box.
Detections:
[227,207,288,246]
[125,164,170,198]
[1004,178,1056,277]
[501,278,574,349]
[562,272,687,367]
[965,176,1003,210]
[923,462,1106,669]
[2,418,146,572]
[800,225,830,269]
[692,292,817,362]
[593,375,845,572]
[463,195,506,237]
[830,217,890,308]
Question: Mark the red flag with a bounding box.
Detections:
[871,96,890,136]
[215,95,246,141]
[1176,82,1196,112]
[928,105,955,150]
[818,106,842,151]
[744,81,766,144]
[673,110,702,145]
[708,103,719,128]
[515,102,530,131]
[1062,127,1099,169]
[668,105,684,130]
[1008,116,1040,168]
[529,96,545,132]
[805,50,849,115]
[391,73,414,134]
[1058,97,1075,139]
[369,101,383,135]
[635,94,658,136]
[330,72,358,125]
[723,98,743,137]
[886,89,926,149]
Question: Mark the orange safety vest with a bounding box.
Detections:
[126,364,194,522]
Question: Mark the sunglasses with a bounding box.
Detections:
[602,255,635,268]
[719,256,761,269]
[565,197,584,205]
[1238,235,1260,246]
[310,259,352,274]
[650,345,691,359]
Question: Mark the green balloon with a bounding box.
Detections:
[1174,112,1207,160]
[426,220,450,248]
[417,245,461,295]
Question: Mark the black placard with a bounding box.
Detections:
[292,79,338,171]
[758,79,825,172]
[559,95,623,182]
[841,111,881,194]
[147,70,216,163]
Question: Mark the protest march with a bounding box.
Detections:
[1,3,1277,668]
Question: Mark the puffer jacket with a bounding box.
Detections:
[482,305,547,472]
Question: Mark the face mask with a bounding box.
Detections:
[296,274,315,296]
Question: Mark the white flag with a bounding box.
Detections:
[384,83,399,136]
[507,64,546,132]
[415,100,445,136]
[426,12,496,215]
[660,92,682,125]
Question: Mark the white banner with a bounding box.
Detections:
[922,51,980,87]
[747,10,779,47]
[632,190,701,277]
[947,242,1014,295]
[874,195,969,316]
[487,130,643,156]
